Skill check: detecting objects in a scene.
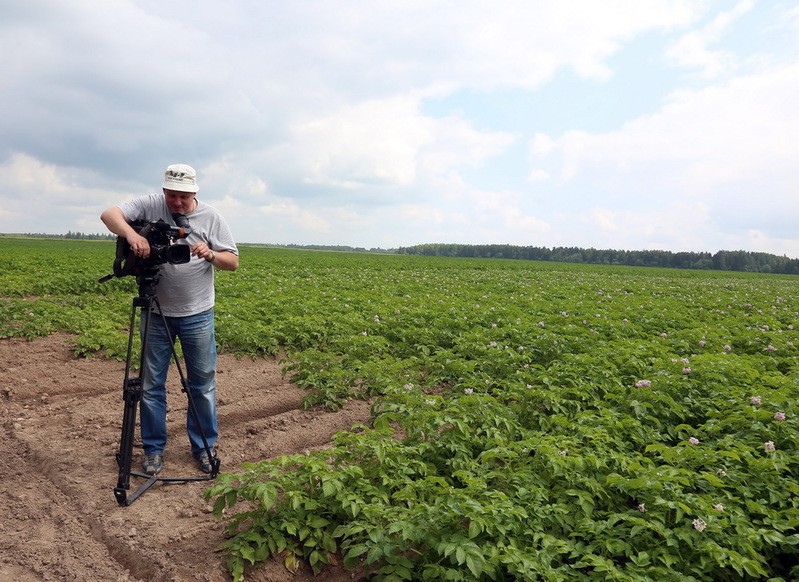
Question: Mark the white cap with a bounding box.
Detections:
[162,163,199,193]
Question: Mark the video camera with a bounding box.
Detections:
[99,214,192,282]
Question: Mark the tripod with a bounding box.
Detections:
[114,269,220,506]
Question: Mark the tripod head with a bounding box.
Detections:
[134,269,162,300]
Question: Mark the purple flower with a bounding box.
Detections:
[635,379,652,388]
[750,396,762,406]
[723,345,732,353]
[689,437,700,445]
[766,345,777,352]
[774,412,786,422]
[682,367,692,375]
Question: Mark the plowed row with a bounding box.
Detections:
[0,334,369,581]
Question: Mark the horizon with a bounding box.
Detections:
[4,231,799,262]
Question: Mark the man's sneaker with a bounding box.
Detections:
[142,453,163,475]
[194,450,217,474]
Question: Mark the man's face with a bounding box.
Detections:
[163,188,196,214]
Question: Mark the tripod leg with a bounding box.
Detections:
[114,297,148,506]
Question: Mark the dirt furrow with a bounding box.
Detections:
[0,334,370,581]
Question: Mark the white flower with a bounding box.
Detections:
[692,518,707,532]
[557,449,568,456]
[688,437,700,445]
[723,345,732,353]
[716,468,728,477]
[637,503,646,513]
[635,379,652,388]
[713,504,724,512]
[463,388,474,395]
[682,367,692,375]
[764,441,776,452]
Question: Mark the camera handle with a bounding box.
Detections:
[114,271,220,507]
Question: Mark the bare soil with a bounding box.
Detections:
[0,334,370,581]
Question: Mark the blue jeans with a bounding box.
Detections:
[140,308,218,456]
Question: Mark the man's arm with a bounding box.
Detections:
[209,250,239,272]
[100,207,151,258]
[190,241,239,271]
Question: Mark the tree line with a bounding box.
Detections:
[397,244,799,274]
[12,231,116,241]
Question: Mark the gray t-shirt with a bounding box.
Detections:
[118,193,238,317]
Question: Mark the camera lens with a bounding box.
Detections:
[166,244,191,265]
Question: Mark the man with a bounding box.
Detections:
[100,163,238,475]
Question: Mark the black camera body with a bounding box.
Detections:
[133,217,192,270]
[100,214,192,282]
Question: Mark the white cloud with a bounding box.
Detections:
[269,97,432,190]
[665,0,755,77]
[263,96,514,198]
[547,201,712,251]
[530,62,799,198]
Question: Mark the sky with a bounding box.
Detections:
[2,0,799,255]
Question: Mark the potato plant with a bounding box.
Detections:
[1,237,797,580]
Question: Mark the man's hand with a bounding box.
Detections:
[127,232,151,258]
[191,242,215,262]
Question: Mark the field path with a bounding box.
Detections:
[0,334,368,581]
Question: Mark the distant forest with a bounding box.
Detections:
[12,231,117,241]
[397,243,799,274]
[8,234,799,274]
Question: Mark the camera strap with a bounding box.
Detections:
[112,236,139,278]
